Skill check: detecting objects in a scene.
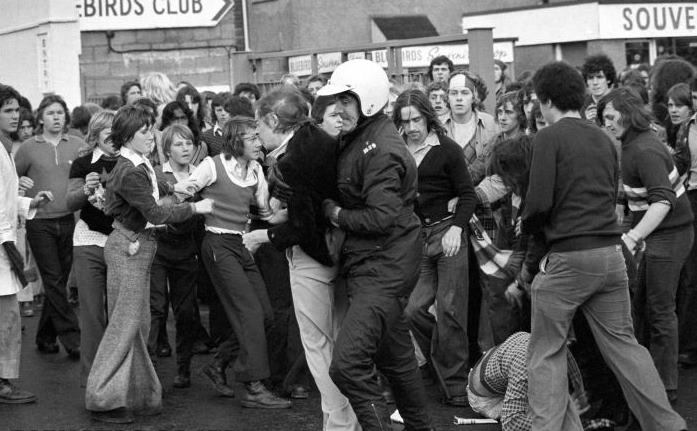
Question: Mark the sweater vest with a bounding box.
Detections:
[201,155,255,232]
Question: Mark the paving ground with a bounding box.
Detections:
[3,307,696,431]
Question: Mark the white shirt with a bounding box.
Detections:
[186,155,271,234]
[452,116,477,150]
[0,147,36,296]
[407,132,440,168]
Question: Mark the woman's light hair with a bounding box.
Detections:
[466,385,504,420]
[141,72,177,106]
[81,110,115,156]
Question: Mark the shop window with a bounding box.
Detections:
[656,37,697,66]
[626,41,649,67]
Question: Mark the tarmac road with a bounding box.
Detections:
[3,308,696,431]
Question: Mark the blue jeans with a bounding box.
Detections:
[405,220,469,398]
[25,215,79,350]
[634,226,693,391]
[528,244,685,431]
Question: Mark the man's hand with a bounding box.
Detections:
[18,176,34,193]
[447,197,459,213]
[323,199,341,228]
[85,172,101,190]
[504,281,525,308]
[193,198,214,214]
[242,229,269,254]
[174,182,195,198]
[441,225,462,257]
[584,104,597,122]
[29,191,54,209]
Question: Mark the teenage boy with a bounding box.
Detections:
[581,54,616,122]
[428,55,454,84]
[522,61,686,431]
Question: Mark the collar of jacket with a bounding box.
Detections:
[338,114,384,151]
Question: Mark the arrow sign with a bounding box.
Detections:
[77,0,234,31]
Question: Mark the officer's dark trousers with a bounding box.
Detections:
[329,280,432,431]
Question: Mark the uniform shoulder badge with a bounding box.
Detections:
[362,141,377,154]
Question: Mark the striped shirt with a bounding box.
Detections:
[620,129,693,233]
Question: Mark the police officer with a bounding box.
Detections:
[319,59,433,431]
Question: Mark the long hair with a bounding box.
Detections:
[176,85,206,130]
[141,72,177,106]
[667,83,692,108]
[489,134,534,197]
[495,90,526,133]
[160,100,200,145]
[597,88,654,134]
[221,116,257,160]
[81,110,115,156]
[35,94,70,134]
[392,89,446,136]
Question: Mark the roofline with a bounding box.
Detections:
[461,0,695,18]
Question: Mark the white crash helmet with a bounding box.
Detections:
[316,59,390,117]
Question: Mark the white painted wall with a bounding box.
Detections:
[0,0,82,109]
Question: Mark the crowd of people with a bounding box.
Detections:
[0,50,696,431]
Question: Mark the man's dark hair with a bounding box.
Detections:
[176,85,205,129]
[211,92,232,124]
[597,88,653,133]
[489,134,534,196]
[101,95,122,111]
[650,57,695,123]
[426,81,449,95]
[221,115,257,160]
[533,62,586,112]
[311,95,335,124]
[223,96,254,118]
[392,89,446,136]
[0,83,21,109]
[666,83,692,108]
[160,100,200,144]
[233,83,261,100]
[581,54,617,87]
[36,94,71,133]
[71,105,93,134]
[110,105,153,150]
[428,55,454,81]
[120,80,141,104]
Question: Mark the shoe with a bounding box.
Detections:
[66,347,80,361]
[445,394,469,407]
[202,362,235,397]
[156,344,172,358]
[679,352,697,367]
[90,407,134,424]
[0,379,37,404]
[241,381,292,409]
[20,302,33,317]
[192,340,211,355]
[289,385,309,399]
[37,341,59,354]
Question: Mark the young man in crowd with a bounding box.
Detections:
[581,54,616,122]
[426,81,450,124]
[15,95,83,360]
[318,59,433,431]
[0,83,53,404]
[201,94,253,158]
[233,83,261,105]
[428,55,454,84]
[394,90,477,407]
[522,61,686,431]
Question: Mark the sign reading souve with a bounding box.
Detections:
[463,2,697,46]
[77,0,233,31]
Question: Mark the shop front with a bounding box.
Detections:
[461,1,697,74]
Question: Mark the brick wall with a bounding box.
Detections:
[80,1,244,102]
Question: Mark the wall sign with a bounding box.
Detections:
[369,42,514,68]
[77,0,233,31]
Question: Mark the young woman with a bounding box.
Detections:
[311,95,343,138]
[177,85,210,132]
[186,116,291,409]
[85,105,212,424]
[667,83,694,128]
[15,95,84,359]
[65,110,118,386]
[598,88,694,404]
